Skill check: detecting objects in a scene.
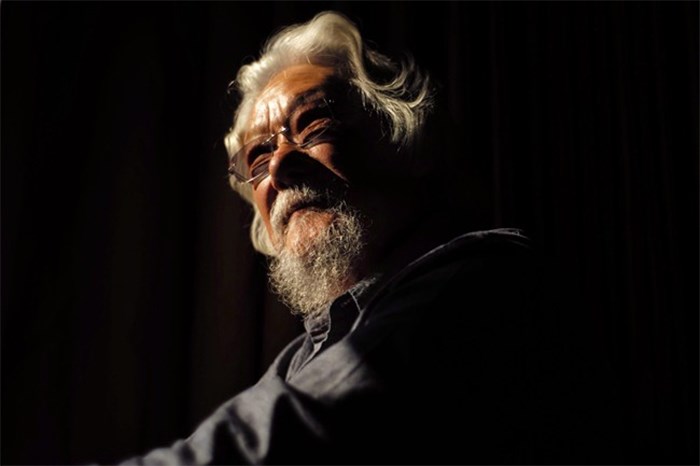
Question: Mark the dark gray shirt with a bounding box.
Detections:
[122,228,622,465]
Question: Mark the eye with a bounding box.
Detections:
[245,139,275,174]
[298,119,336,148]
[294,101,336,146]
[250,158,271,179]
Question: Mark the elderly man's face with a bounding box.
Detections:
[241,64,421,315]
[245,64,376,257]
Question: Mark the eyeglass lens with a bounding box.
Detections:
[228,99,336,185]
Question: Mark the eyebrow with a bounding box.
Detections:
[290,87,326,111]
[246,87,327,138]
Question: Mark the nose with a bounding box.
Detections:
[267,140,316,191]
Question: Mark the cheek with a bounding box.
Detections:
[322,153,352,184]
[252,181,276,237]
[313,141,361,185]
[329,149,376,188]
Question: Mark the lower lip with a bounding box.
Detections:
[287,207,306,222]
[290,206,312,217]
[288,205,325,223]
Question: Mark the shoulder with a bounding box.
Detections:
[415,227,533,270]
[362,228,540,324]
[348,228,546,389]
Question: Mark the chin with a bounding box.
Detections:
[268,206,366,318]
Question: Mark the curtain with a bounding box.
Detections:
[2,2,697,464]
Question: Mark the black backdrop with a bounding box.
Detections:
[2,1,697,465]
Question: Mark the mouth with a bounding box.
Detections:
[283,200,326,227]
[270,186,343,237]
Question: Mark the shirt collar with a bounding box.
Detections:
[302,275,380,351]
[301,228,528,346]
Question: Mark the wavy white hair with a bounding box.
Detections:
[224,11,435,256]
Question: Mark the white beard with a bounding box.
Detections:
[268,186,366,318]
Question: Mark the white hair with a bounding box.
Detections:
[224,11,435,256]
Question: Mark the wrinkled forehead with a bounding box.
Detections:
[245,64,339,139]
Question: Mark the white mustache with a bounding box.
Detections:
[270,186,335,235]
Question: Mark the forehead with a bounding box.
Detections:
[246,64,338,134]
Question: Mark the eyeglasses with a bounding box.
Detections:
[228,98,337,186]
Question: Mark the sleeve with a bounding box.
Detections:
[118,374,336,465]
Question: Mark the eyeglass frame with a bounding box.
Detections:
[227,97,337,187]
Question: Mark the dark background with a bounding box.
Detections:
[2,1,697,464]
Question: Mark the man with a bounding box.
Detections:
[122,11,620,465]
